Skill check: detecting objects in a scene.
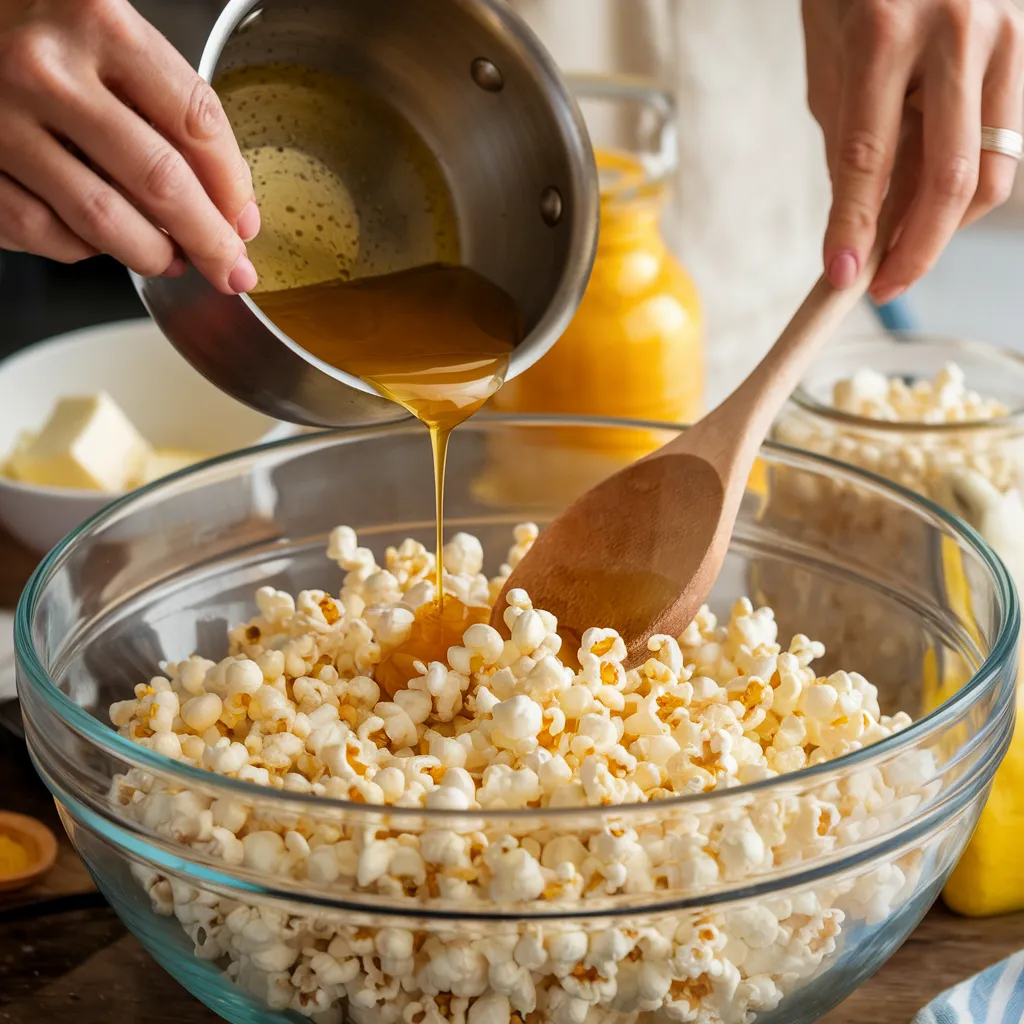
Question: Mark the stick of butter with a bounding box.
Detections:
[135,449,205,487]
[8,393,153,492]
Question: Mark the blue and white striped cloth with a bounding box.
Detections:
[913,951,1024,1024]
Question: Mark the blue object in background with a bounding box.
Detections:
[871,294,918,335]
[912,949,1024,1024]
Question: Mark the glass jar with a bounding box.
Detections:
[491,74,703,453]
[769,334,1024,918]
[478,76,702,509]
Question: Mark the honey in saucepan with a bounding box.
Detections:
[217,65,522,691]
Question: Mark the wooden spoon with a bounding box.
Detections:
[492,229,893,662]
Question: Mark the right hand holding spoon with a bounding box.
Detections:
[803,0,1024,304]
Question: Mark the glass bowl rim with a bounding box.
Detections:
[791,333,1024,432]
[15,412,1019,824]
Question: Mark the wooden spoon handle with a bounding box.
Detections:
[716,266,877,448]
[669,193,901,471]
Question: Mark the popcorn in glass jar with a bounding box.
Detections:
[773,339,1024,584]
[770,334,1024,918]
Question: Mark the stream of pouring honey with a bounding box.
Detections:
[222,65,523,693]
[253,265,520,600]
[253,268,520,696]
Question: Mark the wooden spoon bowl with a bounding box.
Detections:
[493,218,898,661]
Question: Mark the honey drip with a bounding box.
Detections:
[224,65,522,683]
[253,265,521,605]
[376,599,491,698]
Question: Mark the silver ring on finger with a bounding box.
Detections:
[981,126,1023,161]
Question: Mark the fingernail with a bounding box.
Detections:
[827,250,859,288]
[228,254,258,294]
[237,200,260,242]
[162,257,188,279]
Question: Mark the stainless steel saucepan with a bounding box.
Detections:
[134,0,599,428]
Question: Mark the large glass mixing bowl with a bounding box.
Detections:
[15,417,1018,1024]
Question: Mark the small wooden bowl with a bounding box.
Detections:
[0,811,58,893]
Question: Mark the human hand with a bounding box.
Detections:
[0,0,259,294]
[803,0,1024,304]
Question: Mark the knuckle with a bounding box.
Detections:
[999,6,1024,57]
[883,257,928,295]
[184,80,227,141]
[7,195,53,245]
[228,157,254,208]
[197,226,243,266]
[829,200,875,239]
[852,0,910,47]
[838,129,888,177]
[79,0,125,29]
[929,154,977,203]
[232,151,253,189]
[79,0,116,18]
[141,147,188,203]
[939,0,974,34]
[77,186,120,239]
[0,26,68,95]
[76,0,140,51]
[906,257,934,284]
[806,89,828,127]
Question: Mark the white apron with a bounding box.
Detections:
[511,0,880,404]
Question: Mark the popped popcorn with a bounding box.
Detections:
[775,362,1023,577]
[769,359,1024,688]
[831,363,1007,424]
[771,355,1024,922]
[109,525,933,1024]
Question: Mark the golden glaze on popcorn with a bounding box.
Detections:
[107,525,930,1024]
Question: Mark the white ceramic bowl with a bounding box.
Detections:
[0,319,291,553]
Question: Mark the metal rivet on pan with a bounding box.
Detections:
[236,9,263,32]
[471,58,504,92]
[540,186,563,226]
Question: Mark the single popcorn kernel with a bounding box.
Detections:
[670,975,714,1003]
[318,596,341,625]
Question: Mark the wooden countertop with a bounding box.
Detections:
[0,531,1019,1023]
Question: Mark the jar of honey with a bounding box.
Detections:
[490,75,703,452]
